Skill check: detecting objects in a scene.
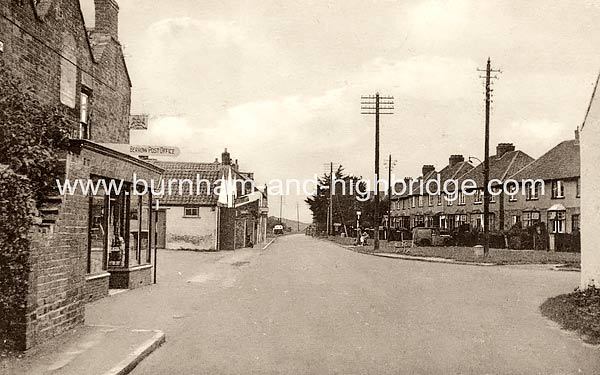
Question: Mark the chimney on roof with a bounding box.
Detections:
[422,165,435,177]
[575,128,580,141]
[449,155,464,167]
[496,143,515,157]
[214,158,219,163]
[94,0,119,40]
[234,159,239,170]
[221,148,231,165]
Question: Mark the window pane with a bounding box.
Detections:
[129,194,142,267]
[89,194,107,274]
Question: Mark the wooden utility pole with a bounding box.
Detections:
[478,58,501,257]
[279,195,283,224]
[361,93,394,250]
[386,155,397,242]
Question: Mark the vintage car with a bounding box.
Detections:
[412,227,452,247]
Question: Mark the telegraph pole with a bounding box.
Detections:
[296,202,300,232]
[478,58,501,256]
[385,155,397,242]
[361,93,394,250]
[323,162,339,236]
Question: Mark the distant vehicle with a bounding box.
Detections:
[412,227,451,247]
[273,224,284,235]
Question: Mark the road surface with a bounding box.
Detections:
[87,234,600,374]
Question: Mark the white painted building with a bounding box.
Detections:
[580,72,600,289]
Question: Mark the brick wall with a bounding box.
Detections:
[0,0,131,144]
[84,274,109,303]
[109,265,152,289]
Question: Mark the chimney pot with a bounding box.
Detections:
[422,165,435,177]
[496,143,515,157]
[575,128,580,140]
[221,148,231,165]
[449,154,464,167]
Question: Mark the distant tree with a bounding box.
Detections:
[305,166,371,233]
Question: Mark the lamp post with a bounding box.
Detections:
[356,210,362,242]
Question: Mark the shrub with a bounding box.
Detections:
[0,60,71,350]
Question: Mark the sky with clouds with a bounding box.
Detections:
[81,0,600,222]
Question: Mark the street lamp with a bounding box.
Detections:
[356,210,362,242]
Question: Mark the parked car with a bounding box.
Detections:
[273,224,284,235]
[412,227,451,246]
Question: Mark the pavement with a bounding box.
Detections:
[4,235,600,374]
[0,325,164,375]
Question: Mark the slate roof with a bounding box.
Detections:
[457,150,534,189]
[510,139,580,181]
[391,160,473,200]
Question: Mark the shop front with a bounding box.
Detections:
[73,141,163,300]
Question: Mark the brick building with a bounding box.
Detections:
[390,143,534,232]
[0,0,162,350]
[508,134,581,251]
[154,149,269,251]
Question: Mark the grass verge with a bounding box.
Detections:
[540,288,600,345]
[324,236,580,266]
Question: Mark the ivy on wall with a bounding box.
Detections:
[0,60,71,350]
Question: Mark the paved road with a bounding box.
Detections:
[87,235,600,374]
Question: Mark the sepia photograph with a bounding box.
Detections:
[0,0,600,373]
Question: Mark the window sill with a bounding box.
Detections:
[183,216,201,218]
[86,272,110,281]
[551,196,565,200]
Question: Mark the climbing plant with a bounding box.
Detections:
[0,60,71,350]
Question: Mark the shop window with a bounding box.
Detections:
[87,179,152,272]
[551,180,564,199]
[88,188,107,274]
[184,206,200,217]
[549,211,566,234]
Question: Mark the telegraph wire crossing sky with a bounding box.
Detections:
[80,0,600,222]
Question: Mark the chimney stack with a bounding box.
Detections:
[449,155,464,167]
[221,148,231,165]
[422,165,435,177]
[496,143,515,157]
[575,128,580,141]
[94,0,119,40]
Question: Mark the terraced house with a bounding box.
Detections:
[0,0,163,350]
[508,132,581,251]
[390,143,534,232]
